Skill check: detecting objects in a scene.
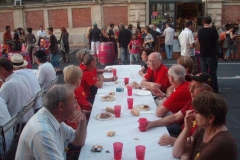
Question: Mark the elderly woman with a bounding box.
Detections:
[63,65,92,126]
[80,53,117,104]
[173,91,237,160]
[59,27,69,63]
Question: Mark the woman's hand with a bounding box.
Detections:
[184,110,195,131]
[158,134,176,146]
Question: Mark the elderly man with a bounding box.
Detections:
[11,53,42,113]
[153,65,191,117]
[34,50,56,92]
[15,84,87,159]
[147,72,213,146]
[140,52,170,93]
[0,58,33,123]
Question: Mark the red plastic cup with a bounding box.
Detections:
[114,105,121,118]
[124,77,129,85]
[138,118,147,132]
[127,98,134,109]
[112,69,117,76]
[136,145,146,160]
[127,86,133,96]
[113,142,123,160]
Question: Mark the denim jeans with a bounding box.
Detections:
[167,124,182,137]
[200,56,219,92]
[165,44,173,59]
[120,47,130,64]
[50,53,59,68]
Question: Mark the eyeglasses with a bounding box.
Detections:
[188,85,209,90]
[148,60,159,63]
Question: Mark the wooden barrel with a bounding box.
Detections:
[98,42,115,65]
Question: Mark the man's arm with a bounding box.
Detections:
[156,104,169,117]
[94,74,104,88]
[141,78,161,91]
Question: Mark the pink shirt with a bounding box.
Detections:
[129,40,140,54]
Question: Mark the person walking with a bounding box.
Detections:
[163,23,175,59]
[25,28,36,63]
[59,27,69,63]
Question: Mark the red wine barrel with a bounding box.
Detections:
[98,42,115,65]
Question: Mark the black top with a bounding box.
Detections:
[14,33,19,42]
[90,27,102,42]
[118,28,132,48]
[150,29,161,43]
[49,34,59,54]
[143,63,148,73]
[108,29,115,43]
[198,27,219,57]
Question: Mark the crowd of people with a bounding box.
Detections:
[0,15,238,160]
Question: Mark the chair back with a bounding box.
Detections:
[51,76,59,86]
[23,98,35,114]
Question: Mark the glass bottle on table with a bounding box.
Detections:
[116,82,124,101]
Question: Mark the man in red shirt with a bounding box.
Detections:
[152,64,191,117]
[141,52,170,93]
[3,26,16,51]
[147,72,213,146]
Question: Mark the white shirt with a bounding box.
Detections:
[37,30,46,38]
[36,62,56,92]
[0,97,13,155]
[155,28,161,33]
[15,107,76,160]
[0,72,34,123]
[163,27,175,45]
[178,28,195,56]
[15,69,42,110]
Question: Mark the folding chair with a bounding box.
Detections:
[51,76,59,86]
[0,113,19,157]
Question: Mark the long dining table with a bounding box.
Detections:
[78,65,178,160]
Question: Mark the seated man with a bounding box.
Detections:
[15,84,87,159]
[3,26,16,51]
[0,97,13,155]
[133,52,170,93]
[147,73,213,146]
[153,64,191,117]
[0,58,33,123]
[34,50,56,92]
[11,54,42,113]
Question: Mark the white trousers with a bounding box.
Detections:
[91,41,100,55]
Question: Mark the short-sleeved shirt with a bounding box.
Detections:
[163,27,175,45]
[191,128,238,160]
[178,28,195,56]
[74,86,92,111]
[80,65,98,98]
[36,62,56,91]
[15,107,76,160]
[129,40,140,54]
[144,33,154,48]
[163,81,191,113]
[37,30,46,37]
[144,64,170,93]
[198,27,219,57]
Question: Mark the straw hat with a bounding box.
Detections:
[11,53,28,68]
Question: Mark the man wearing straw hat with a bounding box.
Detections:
[11,53,42,113]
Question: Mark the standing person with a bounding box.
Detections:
[149,25,161,49]
[118,24,132,64]
[153,24,161,33]
[224,25,237,61]
[86,27,92,49]
[178,20,197,74]
[3,26,16,51]
[37,26,46,46]
[198,16,219,93]
[128,34,141,65]
[90,23,102,59]
[19,28,25,46]
[128,24,133,33]
[13,29,21,51]
[25,28,36,63]
[109,23,117,58]
[46,27,61,72]
[143,26,154,49]
[163,23,175,59]
[59,27,69,63]
[101,26,109,42]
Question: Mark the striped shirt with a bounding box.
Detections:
[15,107,76,160]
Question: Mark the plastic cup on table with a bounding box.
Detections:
[136,145,146,160]
[138,118,147,132]
[127,98,134,109]
[113,142,123,160]
[124,77,129,85]
[114,105,121,118]
[127,86,133,96]
[112,69,117,76]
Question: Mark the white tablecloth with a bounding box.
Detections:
[79,65,178,160]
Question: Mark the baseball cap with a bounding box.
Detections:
[185,72,213,88]
[92,23,97,27]
[34,50,47,59]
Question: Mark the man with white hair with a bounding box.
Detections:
[152,64,191,117]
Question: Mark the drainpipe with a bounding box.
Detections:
[146,0,149,26]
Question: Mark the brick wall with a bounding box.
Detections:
[0,12,14,32]
[25,10,44,30]
[48,9,69,29]
[222,6,240,25]
[72,8,92,28]
[103,6,128,27]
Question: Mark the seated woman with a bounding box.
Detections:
[63,65,92,123]
[80,53,117,104]
[172,91,237,160]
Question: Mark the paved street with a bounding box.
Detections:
[32,48,240,159]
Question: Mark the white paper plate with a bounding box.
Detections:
[101,95,115,101]
[133,90,151,96]
[134,104,151,111]
[104,82,116,86]
[95,112,114,121]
